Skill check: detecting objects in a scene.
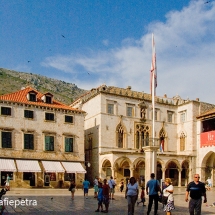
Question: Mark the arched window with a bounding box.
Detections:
[135,124,150,149]
[180,132,186,151]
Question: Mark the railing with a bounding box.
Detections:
[141,138,160,148]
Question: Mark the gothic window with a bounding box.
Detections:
[117,124,124,148]
[135,124,150,149]
[159,128,165,152]
[180,132,186,151]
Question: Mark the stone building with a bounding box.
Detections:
[71,85,215,187]
[0,87,86,188]
[196,108,215,186]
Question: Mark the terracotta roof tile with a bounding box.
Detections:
[0,86,84,113]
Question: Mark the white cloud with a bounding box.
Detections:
[42,0,215,103]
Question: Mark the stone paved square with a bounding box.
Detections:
[1,188,215,215]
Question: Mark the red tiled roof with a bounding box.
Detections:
[0,86,84,113]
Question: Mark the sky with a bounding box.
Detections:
[0,0,215,104]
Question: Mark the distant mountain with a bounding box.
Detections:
[0,68,88,105]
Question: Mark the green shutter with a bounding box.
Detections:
[45,136,50,150]
[2,132,12,148]
[65,137,73,152]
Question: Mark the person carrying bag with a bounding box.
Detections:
[162,178,175,215]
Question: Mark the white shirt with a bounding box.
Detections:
[108,179,116,188]
[163,184,174,202]
[94,178,98,186]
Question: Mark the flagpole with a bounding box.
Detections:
[152,60,155,174]
[151,33,155,174]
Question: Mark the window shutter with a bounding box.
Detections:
[45,136,50,150]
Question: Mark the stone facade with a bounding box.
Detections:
[0,87,86,188]
[72,85,215,187]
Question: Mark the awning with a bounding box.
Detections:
[16,160,41,172]
[41,161,65,173]
[0,159,17,172]
[61,162,86,173]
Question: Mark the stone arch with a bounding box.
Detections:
[157,159,164,180]
[201,151,215,183]
[113,157,132,183]
[181,160,189,186]
[101,159,112,179]
[133,158,145,184]
[165,159,180,186]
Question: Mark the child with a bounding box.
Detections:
[95,182,104,212]
[137,187,146,206]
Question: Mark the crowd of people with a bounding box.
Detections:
[67,172,209,215]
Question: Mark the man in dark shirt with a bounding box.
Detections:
[185,173,207,215]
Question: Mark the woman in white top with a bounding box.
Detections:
[163,178,175,215]
[125,177,139,215]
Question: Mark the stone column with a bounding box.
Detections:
[143,146,159,182]
[162,168,166,180]
[178,169,181,187]
[130,167,134,177]
[111,168,115,178]
[139,133,141,149]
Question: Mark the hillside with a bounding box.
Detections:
[0,68,88,105]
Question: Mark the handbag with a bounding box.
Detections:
[161,194,170,205]
[111,180,116,188]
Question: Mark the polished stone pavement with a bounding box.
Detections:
[1,187,215,214]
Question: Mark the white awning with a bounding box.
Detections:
[16,160,41,172]
[61,162,86,173]
[0,159,17,172]
[41,161,65,173]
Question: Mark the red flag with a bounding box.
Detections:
[150,34,157,95]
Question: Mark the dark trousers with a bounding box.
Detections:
[189,198,202,215]
[127,195,137,215]
[147,194,158,215]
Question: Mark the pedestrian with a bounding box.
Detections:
[94,176,99,198]
[206,177,212,190]
[5,174,10,191]
[146,173,161,215]
[82,178,90,199]
[120,179,124,192]
[108,176,116,200]
[95,182,104,212]
[102,179,110,213]
[69,179,76,200]
[137,186,146,206]
[125,176,139,215]
[162,178,175,215]
[185,173,207,215]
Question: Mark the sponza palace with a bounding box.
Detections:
[0,85,215,188]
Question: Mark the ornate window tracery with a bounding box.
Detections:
[135,124,150,149]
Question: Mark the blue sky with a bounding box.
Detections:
[0,0,215,103]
